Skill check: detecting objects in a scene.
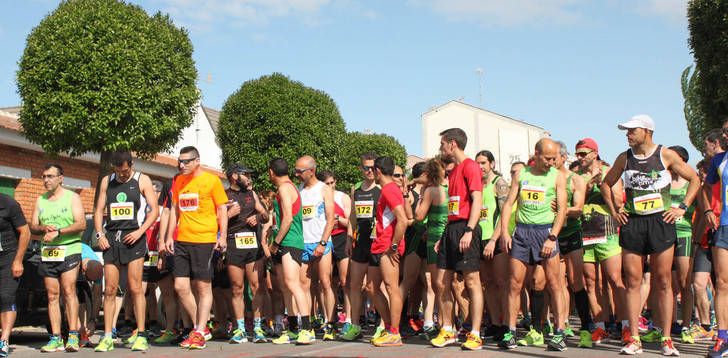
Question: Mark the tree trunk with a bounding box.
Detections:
[93,150,113,206]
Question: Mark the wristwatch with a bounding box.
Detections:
[547,234,557,242]
[95,232,105,239]
[463,226,473,233]
[319,240,327,247]
[57,228,62,236]
[272,241,281,247]
[678,202,688,211]
[391,243,399,252]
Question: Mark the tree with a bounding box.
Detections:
[682,66,707,151]
[218,73,347,190]
[687,0,728,142]
[16,0,198,199]
[334,131,407,190]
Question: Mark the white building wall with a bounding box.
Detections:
[170,103,222,170]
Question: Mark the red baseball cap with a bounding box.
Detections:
[575,138,598,153]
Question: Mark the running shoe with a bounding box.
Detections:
[482,325,499,338]
[681,327,694,344]
[296,329,315,345]
[179,332,196,348]
[564,322,575,337]
[149,322,162,338]
[400,322,418,337]
[188,332,206,349]
[212,327,229,340]
[591,327,608,344]
[420,326,438,342]
[229,329,248,344]
[660,338,679,356]
[173,328,192,346]
[499,331,517,350]
[542,321,553,337]
[430,329,456,347]
[41,336,64,353]
[0,340,8,358]
[322,324,335,341]
[273,324,284,338]
[670,322,682,336]
[578,330,593,348]
[620,337,643,355]
[94,337,114,352]
[623,326,632,344]
[272,331,296,344]
[154,330,177,344]
[370,326,384,343]
[65,333,79,352]
[519,314,532,330]
[339,322,351,335]
[79,333,91,348]
[642,328,663,343]
[372,331,402,347]
[340,325,362,341]
[203,327,212,341]
[253,327,267,343]
[125,329,138,344]
[131,336,148,351]
[517,326,544,347]
[692,325,715,341]
[547,334,567,352]
[708,338,728,358]
[638,316,649,332]
[461,332,482,350]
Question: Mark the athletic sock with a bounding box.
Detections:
[345,317,352,324]
[424,320,434,330]
[288,317,299,333]
[622,320,629,329]
[254,318,262,329]
[719,329,728,341]
[301,316,311,331]
[275,315,283,327]
[574,289,592,330]
[703,324,712,331]
[236,317,245,331]
[104,332,112,339]
[443,325,454,334]
[530,289,545,332]
[596,322,605,330]
[389,326,399,335]
[654,327,663,334]
[471,330,480,337]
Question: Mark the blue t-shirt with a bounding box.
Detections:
[706,151,728,226]
[80,243,101,284]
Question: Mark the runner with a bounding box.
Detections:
[94,150,159,352]
[474,150,510,342]
[31,164,86,352]
[317,170,352,332]
[601,115,699,356]
[365,156,408,347]
[163,146,229,350]
[499,138,569,352]
[341,152,380,341]
[573,138,629,345]
[267,158,314,345]
[224,163,269,344]
[294,156,336,340]
[553,141,593,348]
[691,155,716,343]
[429,128,484,350]
[0,193,30,357]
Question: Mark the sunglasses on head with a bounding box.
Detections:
[178,157,197,165]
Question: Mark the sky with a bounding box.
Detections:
[0,0,699,165]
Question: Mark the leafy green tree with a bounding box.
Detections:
[682,66,707,151]
[16,0,198,198]
[218,73,347,190]
[687,0,728,142]
[333,131,408,191]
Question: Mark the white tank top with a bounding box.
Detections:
[299,181,328,244]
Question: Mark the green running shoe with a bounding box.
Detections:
[272,331,295,344]
[253,327,267,343]
[229,328,248,344]
[578,330,593,348]
[542,322,553,337]
[131,336,148,351]
[296,329,315,345]
[65,334,79,352]
[154,330,177,344]
[641,328,663,343]
[370,326,385,343]
[340,325,362,341]
[94,336,114,352]
[41,335,64,353]
[681,328,694,344]
[564,323,575,337]
[125,329,138,344]
[517,326,545,347]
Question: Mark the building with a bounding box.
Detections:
[0,103,225,220]
[422,100,550,174]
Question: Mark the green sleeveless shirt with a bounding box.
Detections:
[559,172,582,237]
[273,182,304,249]
[670,181,694,238]
[479,176,501,240]
[38,189,82,256]
[516,166,558,225]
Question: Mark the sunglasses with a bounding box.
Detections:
[361,165,375,172]
[294,166,314,174]
[178,157,198,165]
[393,174,404,178]
[575,151,592,158]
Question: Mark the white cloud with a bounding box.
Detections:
[410,0,585,26]
[633,0,687,23]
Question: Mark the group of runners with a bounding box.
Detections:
[0,115,728,357]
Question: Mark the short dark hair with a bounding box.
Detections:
[361,152,378,163]
[317,169,335,182]
[110,150,133,167]
[705,128,728,151]
[439,128,467,150]
[669,145,689,163]
[269,158,289,177]
[475,150,495,164]
[411,162,426,179]
[180,146,200,158]
[43,163,63,176]
[374,156,394,176]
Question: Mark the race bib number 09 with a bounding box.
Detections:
[355,200,374,219]
[179,193,199,212]
[521,185,546,206]
[634,193,664,215]
[235,232,257,249]
[42,245,67,262]
[110,202,134,221]
[302,205,314,220]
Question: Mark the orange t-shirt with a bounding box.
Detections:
[172,171,228,243]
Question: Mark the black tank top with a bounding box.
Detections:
[226,188,259,237]
[353,181,380,240]
[106,171,144,231]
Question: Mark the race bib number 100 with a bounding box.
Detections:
[634,193,664,215]
[179,193,199,212]
[110,202,134,221]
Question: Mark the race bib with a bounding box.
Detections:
[302,205,314,220]
[355,200,374,219]
[448,196,460,216]
[521,185,546,206]
[634,193,664,215]
[479,205,489,222]
[582,235,607,246]
[235,232,257,249]
[42,245,67,262]
[179,193,199,212]
[144,251,159,267]
[110,202,134,221]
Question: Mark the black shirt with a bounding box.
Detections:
[0,193,28,253]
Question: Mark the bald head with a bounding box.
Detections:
[294,155,318,185]
[297,155,316,168]
[535,138,557,154]
[533,138,558,171]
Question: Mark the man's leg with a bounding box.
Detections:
[347,261,368,328]
[650,246,675,336]
[300,261,312,317]
[157,275,178,333]
[506,258,528,328]
[192,279,213,332]
[380,254,402,332]
[227,263,247,334]
[103,264,120,334]
[434,268,455,329]
[693,271,712,328]
[463,269,483,335]
[246,259,266,327]
[317,252,336,325]
[60,266,80,331]
[673,254,692,327]
[174,277,198,329]
[281,253,311,329]
[566,249,591,332]
[713,247,728,340]
[127,257,146,335]
[623,251,645,338]
[365,266,391,326]
[542,255,565,331]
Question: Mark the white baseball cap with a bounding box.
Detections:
[618,114,655,131]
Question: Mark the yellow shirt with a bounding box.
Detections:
[172,172,228,243]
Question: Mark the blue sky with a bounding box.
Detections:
[1,0,698,164]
